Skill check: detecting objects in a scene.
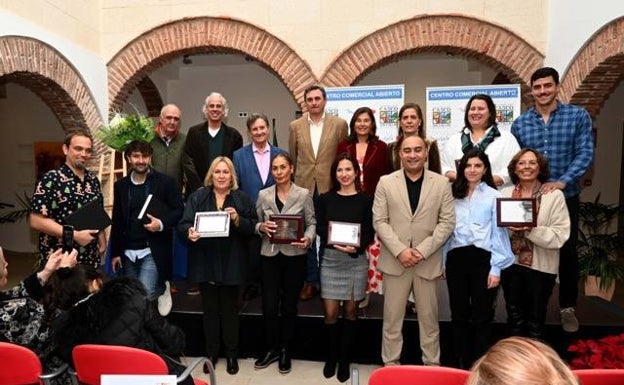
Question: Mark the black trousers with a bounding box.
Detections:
[446,246,497,367]
[501,264,556,338]
[199,283,240,358]
[261,252,306,351]
[246,235,262,286]
[559,195,579,309]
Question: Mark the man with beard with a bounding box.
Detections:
[511,67,594,333]
[109,141,184,315]
[30,130,107,267]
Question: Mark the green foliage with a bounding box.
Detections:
[96,111,155,151]
[0,192,33,224]
[578,194,624,290]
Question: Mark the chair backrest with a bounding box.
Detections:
[0,342,43,385]
[72,345,168,385]
[573,369,624,385]
[368,365,470,385]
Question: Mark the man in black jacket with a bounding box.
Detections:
[110,141,184,315]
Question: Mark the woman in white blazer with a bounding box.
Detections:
[253,152,316,375]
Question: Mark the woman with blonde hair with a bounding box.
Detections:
[466,336,578,385]
[178,156,257,375]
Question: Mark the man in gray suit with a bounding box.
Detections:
[373,135,455,366]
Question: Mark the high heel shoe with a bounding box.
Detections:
[203,357,217,373]
[358,293,370,309]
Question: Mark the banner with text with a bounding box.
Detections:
[326,84,404,143]
[425,84,521,149]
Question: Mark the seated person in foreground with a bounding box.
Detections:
[46,265,195,385]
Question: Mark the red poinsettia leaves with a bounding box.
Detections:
[568,333,624,369]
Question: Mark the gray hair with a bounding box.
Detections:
[202,92,229,119]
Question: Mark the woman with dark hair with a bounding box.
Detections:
[441,94,519,188]
[316,152,374,382]
[178,156,257,375]
[501,149,570,338]
[388,102,441,173]
[443,148,514,369]
[47,265,196,385]
[253,152,316,375]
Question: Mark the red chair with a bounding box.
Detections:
[0,342,68,385]
[573,369,624,385]
[368,365,469,385]
[71,345,214,385]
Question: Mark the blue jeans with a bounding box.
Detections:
[122,253,160,300]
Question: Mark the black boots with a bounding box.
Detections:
[278,348,291,374]
[323,319,356,383]
[337,319,356,383]
[323,323,339,378]
[254,350,280,369]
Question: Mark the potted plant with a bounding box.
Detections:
[96,110,155,152]
[568,333,624,369]
[577,193,624,300]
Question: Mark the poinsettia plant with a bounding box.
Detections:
[96,109,155,151]
[568,333,624,369]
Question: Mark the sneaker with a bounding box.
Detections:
[560,307,579,333]
[158,281,173,316]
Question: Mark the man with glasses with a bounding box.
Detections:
[30,130,107,267]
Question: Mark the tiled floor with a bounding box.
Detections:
[183,357,380,385]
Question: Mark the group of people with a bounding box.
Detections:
[1,66,594,382]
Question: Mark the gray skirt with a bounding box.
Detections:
[320,247,368,301]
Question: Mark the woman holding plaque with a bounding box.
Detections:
[501,149,570,338]
[253,152,316,374]
[337,107,391,309]
[178,156,257,376]
[316,152,373,382]
[443,148,514,369]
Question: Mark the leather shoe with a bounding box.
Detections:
[299,283,318,301]
[226,357,239,375]
[254,350,280,369]
[278,348,291,374]
[203,357,217,373]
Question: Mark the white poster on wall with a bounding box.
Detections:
[325,85,404,143]
[425,84,521,149]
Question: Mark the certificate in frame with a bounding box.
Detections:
[269,214,303,244]
[194,211,230,237]
[496,198,537,227]
[327,221,361,247]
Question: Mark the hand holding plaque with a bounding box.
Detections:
[269,214,303,244]
[496,198,537,227]
[327,221,361,247]
[194,211,230,237]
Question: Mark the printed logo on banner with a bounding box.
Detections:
[326,108,339,117]
[496,105,514,123]
[379,105,398,125]
[432,108,452,126]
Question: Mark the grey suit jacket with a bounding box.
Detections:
[373,169,455,279]
[288,113,348,194]
[255,183,317,256]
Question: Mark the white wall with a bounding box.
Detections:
[546,1,624,74]
[0,9,108,121]
[0,84,66,252]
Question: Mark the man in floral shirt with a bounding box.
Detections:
[30,130,107,267]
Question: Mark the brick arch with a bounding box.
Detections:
[320,15,544,102]
[0,36,103,132]
[561,17,624,118]
[136,76,163,117]
[108,17,316,113]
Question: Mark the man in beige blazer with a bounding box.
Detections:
[373,135,455,366]
[289,84,348,300]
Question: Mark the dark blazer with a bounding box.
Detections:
[110,170,184,281]
[232,144,286,203]
[178,187,257,285]
[183,122,243,194]
[337,138,391,195]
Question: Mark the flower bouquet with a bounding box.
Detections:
[568,333,624,369]
[96,110,155,151]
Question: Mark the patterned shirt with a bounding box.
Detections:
[31,163,103,267]
[511,102,594,197]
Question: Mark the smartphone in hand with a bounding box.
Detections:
[62,225,74,253]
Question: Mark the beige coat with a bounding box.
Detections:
[288,113,348,194]
[255,183,316,257]
[501,187,570,274]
